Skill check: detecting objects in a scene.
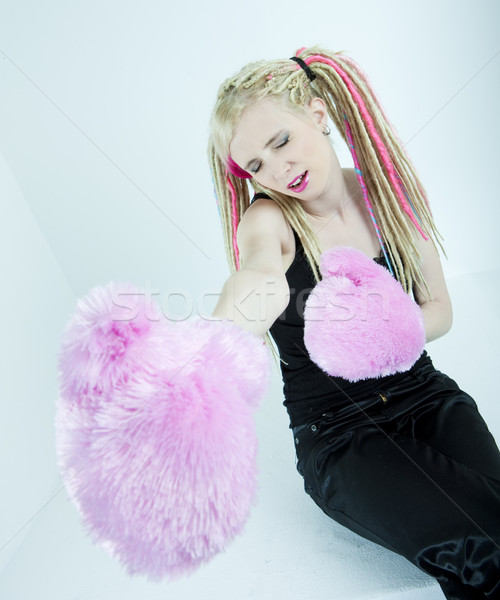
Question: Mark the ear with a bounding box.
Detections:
[306,97,328,130]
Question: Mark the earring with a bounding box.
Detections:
[323,125,331,136]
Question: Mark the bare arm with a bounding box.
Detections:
[211,200,290,338]
[412,235,453,343]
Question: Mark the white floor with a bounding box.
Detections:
[1,256,498,598]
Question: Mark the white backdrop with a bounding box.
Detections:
[0,1,499,598]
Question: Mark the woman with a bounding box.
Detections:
[208,46,500,599]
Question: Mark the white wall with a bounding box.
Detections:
[0,0,498,598]
[0,149,75,573]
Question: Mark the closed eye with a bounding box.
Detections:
[276,134,289,148]
[249,133,290,174]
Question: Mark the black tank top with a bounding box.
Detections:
[268,228,431,428]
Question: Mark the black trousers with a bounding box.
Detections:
[292,359,500,599]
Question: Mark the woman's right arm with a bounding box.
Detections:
[211,200,290,338]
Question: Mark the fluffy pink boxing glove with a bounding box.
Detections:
[304,247,425,382]
[56,281,271,580]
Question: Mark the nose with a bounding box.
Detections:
[272,159,291,183]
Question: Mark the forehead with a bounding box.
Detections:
[229,98,303,162]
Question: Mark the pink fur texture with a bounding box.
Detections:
[304,247,425,382]
[56,281,271,580]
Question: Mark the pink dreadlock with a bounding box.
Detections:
[292,48,429,242]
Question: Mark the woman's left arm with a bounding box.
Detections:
[412,234,453,343]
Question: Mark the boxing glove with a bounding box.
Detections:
[304,246,425,382]
[56,281,271,580]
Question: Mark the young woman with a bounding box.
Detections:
[208,46,500,599]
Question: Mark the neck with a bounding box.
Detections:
[299,157,356,222]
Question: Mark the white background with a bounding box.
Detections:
[0,1,499,598]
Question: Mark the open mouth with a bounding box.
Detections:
[287,171,309,192]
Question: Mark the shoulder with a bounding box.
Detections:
[237,197,291,248]
[239,196,288,232]
[236,197,293,274]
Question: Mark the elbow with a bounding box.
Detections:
[244,268,290,321]
[420,298,453,343]
[440,296,453,336]
[444,302,453,335]
[212,269,289,338]
[253,271,290,336]
[256,272,290,331]
[437,314,453,340]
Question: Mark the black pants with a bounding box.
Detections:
[292,359,500,599]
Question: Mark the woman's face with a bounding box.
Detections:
[229,96,336,201]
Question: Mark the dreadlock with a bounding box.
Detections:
[208,45,446,362]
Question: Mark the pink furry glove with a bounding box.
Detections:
[304,247,425,382]
[56,281,271,580]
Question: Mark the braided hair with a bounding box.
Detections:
[208,45,445,354]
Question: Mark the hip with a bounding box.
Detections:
[292,364,476,467]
